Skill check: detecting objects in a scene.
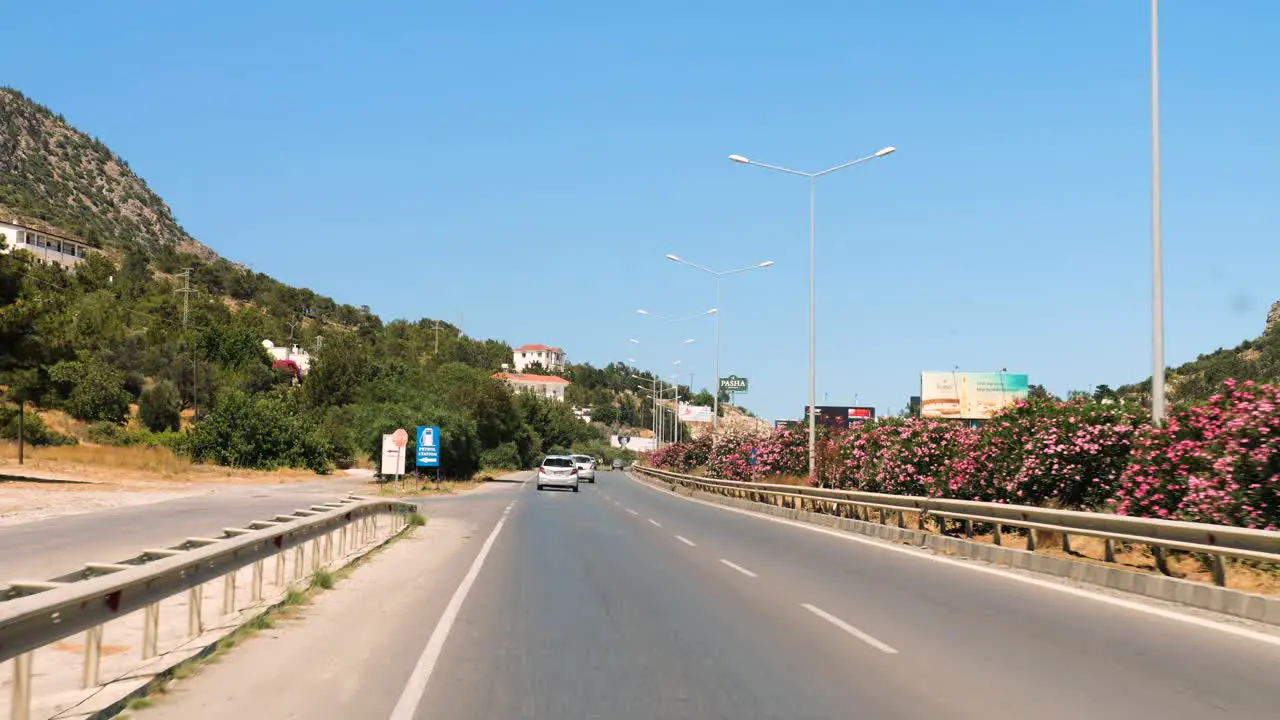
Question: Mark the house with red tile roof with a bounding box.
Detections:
[492,372,570,402]
[513,344,566,372]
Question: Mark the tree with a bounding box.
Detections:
[139,380,182,432]
[48,355,131,422]
[303,334,369,408]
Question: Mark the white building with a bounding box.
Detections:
[262,340,313,376]
[492,371,570,402]
[0,220,94,270]
[513,344,566,373]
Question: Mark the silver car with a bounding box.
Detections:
[537,455,580,492]
[571,454,596,483]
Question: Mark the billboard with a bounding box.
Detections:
[920,372,1029,420]
[803,406,876,429]
[775,420,800,431]
[719,375,749,393]
[678,403,714,423]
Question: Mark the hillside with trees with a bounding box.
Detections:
[1113,302,1280,408]
[0,89,665,476]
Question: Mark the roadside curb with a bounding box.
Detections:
[629,471,1280,627]
[67,521,419,720]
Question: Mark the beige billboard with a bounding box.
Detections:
[920,372,1029,420]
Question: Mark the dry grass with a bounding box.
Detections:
[757,474,810,487]
[0,441,326,486]
[363,477,484,498]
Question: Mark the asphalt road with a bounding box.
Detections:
[140,470,1280,719]
[1,476,455,582]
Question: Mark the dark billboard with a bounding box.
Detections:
[803,406,876,429]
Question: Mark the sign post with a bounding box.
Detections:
[718,375,749,409]
[416,425,441,488]
[382,428,409,492]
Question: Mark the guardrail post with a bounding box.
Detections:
[142,602,160,659]
[223,572,236,615]
[294,545,304,580]
[12,651,33,720]
[1061,533,1072,554]
[1211,554,1227,587]
[917,511,926,531]
[963,519,973,538]
[275,551,285,587]
[82,624,102,688]
[189,586,204,638]
[1103,538,1115,563]
[252,559,264,602]
[1152,545,1170,575]
[325,530,334,561]
[340,525,348,554]
[896,510,906,529]
[311,538,321,571]
[993,523,1003,546]
[1025,528,1036,551]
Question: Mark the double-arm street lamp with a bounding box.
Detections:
[664,255,773,432]
[729,145,896,478]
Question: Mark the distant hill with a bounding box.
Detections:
[0,87,214,258]
[1114,301,1280,406]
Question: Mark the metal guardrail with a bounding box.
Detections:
[635,466,1280,587]
[1,494,417,720]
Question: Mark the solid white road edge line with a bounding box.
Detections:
[623,472,1280,649]
[802,603,898,654]
[626,508,639,515]
[388,514,509,720]
[649,519,663,528]
[675,535,696,547]
[719,559,758,578]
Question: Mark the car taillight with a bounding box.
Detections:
[569,467,577,475]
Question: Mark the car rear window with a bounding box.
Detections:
[572,456,592,463]
[543,458,574,468]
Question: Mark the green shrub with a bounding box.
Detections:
[186,391,331,473]
[139,380,182,432]
[0,406,78,446]
[48,356,131,423]
[480,442,521,469]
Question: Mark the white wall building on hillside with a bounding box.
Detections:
[0,220,94,270]
[492,371,570,402]
[513,344,566,373]
[262,340,313,376]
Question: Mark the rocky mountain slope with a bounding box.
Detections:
[0,88,213,257]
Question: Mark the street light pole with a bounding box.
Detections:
[664,256,772,433]
[1150,0,1166,425]
[729,146,896,478]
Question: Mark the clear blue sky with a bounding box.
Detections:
[8,1,1280,421]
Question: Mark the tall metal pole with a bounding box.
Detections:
[808,176,817,478]
[713,277,722,432]
[1150,0,1166,425]
[17,399,24,465]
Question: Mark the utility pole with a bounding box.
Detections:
[176,269,199,416]
[16,398,24,466]
[176,268,195,330]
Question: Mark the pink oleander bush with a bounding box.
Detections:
[705,430,763,483]
[820,417,977,496]
[949,397,1143,509]
[642,380,1280,529]
[752,425,811,479]
[1114,380,1280,530]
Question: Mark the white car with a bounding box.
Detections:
[571,454,596,483]
[537,455,580,492]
